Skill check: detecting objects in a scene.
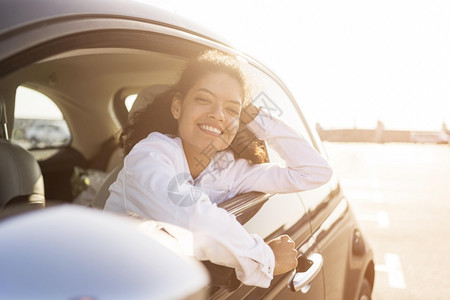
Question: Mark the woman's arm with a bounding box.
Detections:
[109,135,276,287]
[232,105,333,194]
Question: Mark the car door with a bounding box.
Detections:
[246,63,365,300]
[299,164,366,300]
[250,69,365,299]
[209,65,326,300]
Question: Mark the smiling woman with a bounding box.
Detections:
[104,49,333,288]
[119,50,266,164]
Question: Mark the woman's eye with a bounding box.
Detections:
[227,108,239,115]
[196,97,211,104]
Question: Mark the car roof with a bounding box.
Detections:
[0,0,230,46]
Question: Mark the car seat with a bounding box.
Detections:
[0,97,45,219]
[91,84,170,209]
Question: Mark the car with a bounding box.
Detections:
[24,121,70,148]
[0,0,375,299]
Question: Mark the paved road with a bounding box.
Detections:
[324,142,450,300]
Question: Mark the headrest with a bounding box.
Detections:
[0,140,44,208]
[128,85,170,124]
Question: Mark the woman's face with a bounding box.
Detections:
[171,72,243,155]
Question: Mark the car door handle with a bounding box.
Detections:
[287,253,323,293]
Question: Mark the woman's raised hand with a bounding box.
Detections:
[240,103,261,125]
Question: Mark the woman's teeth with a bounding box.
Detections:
[200,124,221,135]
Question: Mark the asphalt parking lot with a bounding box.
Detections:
[324,142,450,300]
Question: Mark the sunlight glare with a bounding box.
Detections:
[148,0,450,131]
[15,86,63,120]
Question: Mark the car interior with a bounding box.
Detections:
[0,40,273,221]
[0,46,193,217]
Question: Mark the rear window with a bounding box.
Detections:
[12,86,70,149]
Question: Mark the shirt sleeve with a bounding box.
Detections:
[116,136,275,287]
[232,109,333,195]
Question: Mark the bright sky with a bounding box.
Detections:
[147,0,450,131]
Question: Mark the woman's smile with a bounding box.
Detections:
[198,123,223,136]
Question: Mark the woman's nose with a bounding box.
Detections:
[208,103,225,121]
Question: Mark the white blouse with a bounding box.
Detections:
[105,109,333,288]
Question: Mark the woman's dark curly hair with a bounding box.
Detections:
[119,50,268,164]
